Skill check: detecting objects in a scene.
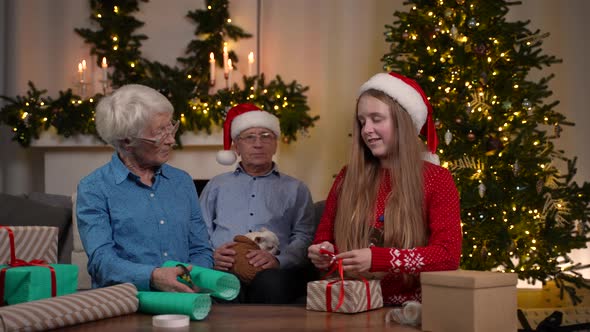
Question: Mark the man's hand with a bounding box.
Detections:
[336,248,372,273]
[213,242,237,271]
[308,241,335,270]
[246,249,279,269]
[151,265,198,292]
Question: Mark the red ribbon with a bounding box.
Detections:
[0,226,57,306]
[319,248,372,312]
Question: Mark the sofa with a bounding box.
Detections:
[0,189,326,290]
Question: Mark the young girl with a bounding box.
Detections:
[308,72,462,305]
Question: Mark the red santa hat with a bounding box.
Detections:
[358,72,439,165]
[216,103,281,165]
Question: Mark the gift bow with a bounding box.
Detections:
[0,226,57,306]
[319,248,372,312]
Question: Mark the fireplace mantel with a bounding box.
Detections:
[31,128,236,195]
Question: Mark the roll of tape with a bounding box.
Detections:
[152,314,190,328]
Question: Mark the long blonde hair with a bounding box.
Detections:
[334,89,428,253]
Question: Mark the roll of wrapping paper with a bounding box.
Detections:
[162,261,240,300]
[137,291,211,321]
[0,283,138,332]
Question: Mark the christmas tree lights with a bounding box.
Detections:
[383,0,589,300]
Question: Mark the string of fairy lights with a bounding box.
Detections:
[0,0,317,147]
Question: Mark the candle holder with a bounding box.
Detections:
[209,79,215,87]
[77,80,90,98]
[99,79,109,95]
[224,72,229,89]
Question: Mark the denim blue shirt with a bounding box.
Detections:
[199,164,315,269]
[76,153,213,290]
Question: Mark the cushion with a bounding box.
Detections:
[70,192,92,290]
[0,193,72,264]
[25,192,72,210]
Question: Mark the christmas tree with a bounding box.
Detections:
[382,0,589,300]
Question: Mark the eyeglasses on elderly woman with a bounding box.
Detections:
[136,120,180,146]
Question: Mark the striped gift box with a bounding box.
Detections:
[0,226,58,264]
[0,283,139,331]
[306,278,383,313]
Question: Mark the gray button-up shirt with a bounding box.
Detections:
[199,164,315,268]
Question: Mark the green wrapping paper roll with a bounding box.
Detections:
[162,260,240,300]
[137,291,211,320]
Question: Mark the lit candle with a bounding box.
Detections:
[78,63,83,81]
[248,51,254,76]
[223,43,229,75]
[81,59,87,82]
[101,57,108,81]
[209,52,216,82]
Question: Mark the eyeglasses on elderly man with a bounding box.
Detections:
[237,131,277,144]
[136,119,180,146]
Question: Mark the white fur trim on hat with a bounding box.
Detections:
[422,152,440,165]
[230,110,280,139]
[216,150,237,165]
[359,73,427,133]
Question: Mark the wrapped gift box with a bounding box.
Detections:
[421,270,517,332]
[1,264,78,305]
[306,278,383,313]
[0,226,58,264]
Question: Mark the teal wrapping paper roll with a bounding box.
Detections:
[137,291,211,321]
[162,260,240,300]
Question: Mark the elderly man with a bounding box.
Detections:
[76,84,213,292]
[200,103,316,304]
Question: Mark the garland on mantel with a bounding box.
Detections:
[0,0,318,147]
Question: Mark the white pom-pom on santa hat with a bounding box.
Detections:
[358,72,440,165]
[216,103,281,165]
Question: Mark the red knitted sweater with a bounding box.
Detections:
[313,162,462,305]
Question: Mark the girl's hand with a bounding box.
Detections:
[336,248,372,273]
[308,241,335,270]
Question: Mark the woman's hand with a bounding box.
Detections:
[308,241,335,270]
[150,265,198,292]
[336,248,372,273]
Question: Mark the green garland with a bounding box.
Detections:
[0,0,318,147]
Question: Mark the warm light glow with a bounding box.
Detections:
[101,57,108,68]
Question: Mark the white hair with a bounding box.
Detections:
[95,84,173,150]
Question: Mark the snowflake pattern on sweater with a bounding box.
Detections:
[313,162,462,305]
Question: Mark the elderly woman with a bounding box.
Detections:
[76,84,213,292]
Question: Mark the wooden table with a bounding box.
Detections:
[59,305,421,331]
